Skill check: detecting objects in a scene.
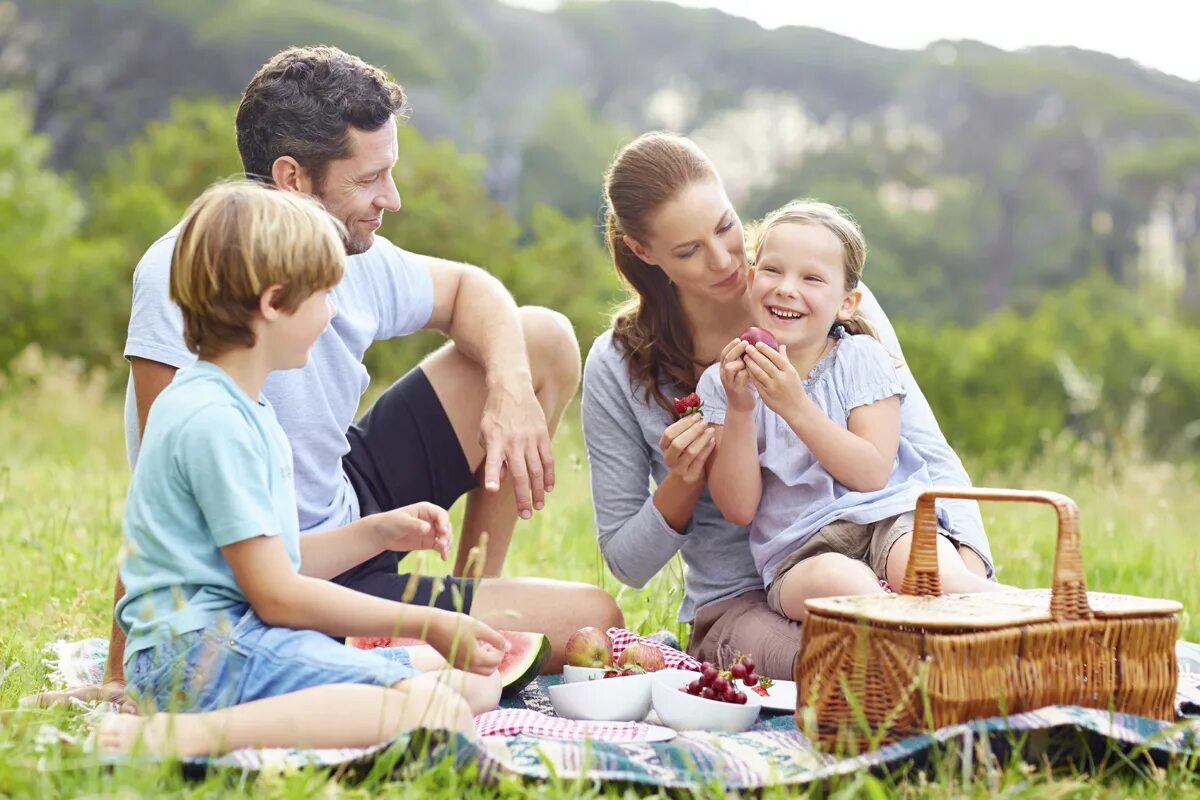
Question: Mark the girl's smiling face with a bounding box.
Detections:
[750,222,861,350]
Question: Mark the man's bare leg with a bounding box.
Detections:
[469,577,623,672]
[97,679,475,757]
[422,306,581,578]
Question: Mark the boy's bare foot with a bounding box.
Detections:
[97,713,213,757]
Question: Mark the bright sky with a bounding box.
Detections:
[503,0,1200,82]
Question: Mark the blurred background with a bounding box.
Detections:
[1,0,1198,471]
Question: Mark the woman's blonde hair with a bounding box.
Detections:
[747,199,878,340]
[170,181,346,358]
[604,132,718,414]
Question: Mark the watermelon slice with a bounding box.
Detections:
[347,630,550,699]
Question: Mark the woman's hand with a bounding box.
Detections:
[719,338,756,414]
[744,343,806,419]
[659,413,716,486]
[371,502,452,561]
[426,612,509,675]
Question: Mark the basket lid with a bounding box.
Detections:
[806,589,1181,631]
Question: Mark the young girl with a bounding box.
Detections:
[699,200,1002,622]
[98,182,506,757]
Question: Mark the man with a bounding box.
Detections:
[37,45,621,709]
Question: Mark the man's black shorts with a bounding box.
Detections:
[334,367,480,614]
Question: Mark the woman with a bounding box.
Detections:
[581,132,994,679]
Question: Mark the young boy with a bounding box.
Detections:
[100,182,505,757]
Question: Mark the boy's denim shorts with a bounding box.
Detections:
[127,604,419,713]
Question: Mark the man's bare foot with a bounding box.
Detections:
[97,713,213,757]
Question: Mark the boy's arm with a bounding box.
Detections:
[706,414,762,526]
[297,502,451,579]
[222,535,504,673]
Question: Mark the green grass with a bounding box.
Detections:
[2,351,1200,797]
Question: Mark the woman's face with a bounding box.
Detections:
[625,178,747,302]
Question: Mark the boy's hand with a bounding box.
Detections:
[744,343,805,418]
[427,612,509,675]
[371,502,452,561]
[719,338,756,413]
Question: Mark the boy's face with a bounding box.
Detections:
[312,116,402,255]
[275,290,336,369]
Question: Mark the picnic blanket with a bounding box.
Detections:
[31,637,1200,789]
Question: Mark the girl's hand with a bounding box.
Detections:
[744,343,806,418]
[371,502,452,561]
[659,413,716,486]
[719,338,756,414]
[427,612,509,675]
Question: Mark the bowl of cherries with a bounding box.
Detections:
[650,656,763,732]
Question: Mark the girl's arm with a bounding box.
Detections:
[744,342,900,493]
[785,394,900,492]
[704,338,763,525]
[222,535,506,673]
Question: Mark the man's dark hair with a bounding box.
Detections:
[236,46,407,189]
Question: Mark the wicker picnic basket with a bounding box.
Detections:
[794,487,1181,750]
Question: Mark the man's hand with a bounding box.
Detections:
[744,343,807,419]
[371,502,452,561]
[479,377,553,520]
[426,612,509,675]
[22,680,137,714]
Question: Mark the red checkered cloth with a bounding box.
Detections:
[606,628,701,672]
[475,708,655,741]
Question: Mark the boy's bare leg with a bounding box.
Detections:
[422,306,581,578]
[775,553,885,623]
[886,533,1007,594]
[470,577,623,672]
[97,679,474,757]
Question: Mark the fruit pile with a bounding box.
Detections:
[678,654,770,704]
[564,627,666,676]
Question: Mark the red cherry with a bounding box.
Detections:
[729,663,748,681]
[688,679,702,694]
[733,691,747,705]
[741,658,756,673]
[743,672,759,687]
[712,676,729,694]
[700,687,717,701]
[701,665,718,683]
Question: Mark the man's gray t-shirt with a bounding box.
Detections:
[123,227,434,533]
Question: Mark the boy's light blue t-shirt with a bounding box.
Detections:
[123,228,434,533]
[116,362,301,664]
[697,332,939,587]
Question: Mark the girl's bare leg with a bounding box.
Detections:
[97,678,474,758]
[775,552,885,623]
[407,645,501,715]
[886,533,1008,593]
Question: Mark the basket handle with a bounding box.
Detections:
[900,486,1091,621]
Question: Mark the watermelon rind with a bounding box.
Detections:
[500,631,551,699]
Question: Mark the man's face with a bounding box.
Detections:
[312,116,402,255]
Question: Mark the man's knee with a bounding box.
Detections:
[519,306,580,394]
[583,584,624,630]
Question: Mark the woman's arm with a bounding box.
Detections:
[222,535,505,673]
[858,284,994,574]
[581,341,699,588]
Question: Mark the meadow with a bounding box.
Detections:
[2,348,1200,798]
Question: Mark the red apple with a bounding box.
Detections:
[564,626,614,668]
[740,327,779,350]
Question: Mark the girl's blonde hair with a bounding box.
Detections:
[747,199,878,340]
[170,181,346,358]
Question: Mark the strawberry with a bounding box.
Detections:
[750,676,775,697]
[672,391,704,418]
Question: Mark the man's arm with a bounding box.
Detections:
[420,255,552,520]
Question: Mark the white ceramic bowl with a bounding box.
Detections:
[651,668,762,732]
[562,665,608,683]
[548,673,653,721]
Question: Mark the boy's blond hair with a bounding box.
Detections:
[170,181,346,358]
